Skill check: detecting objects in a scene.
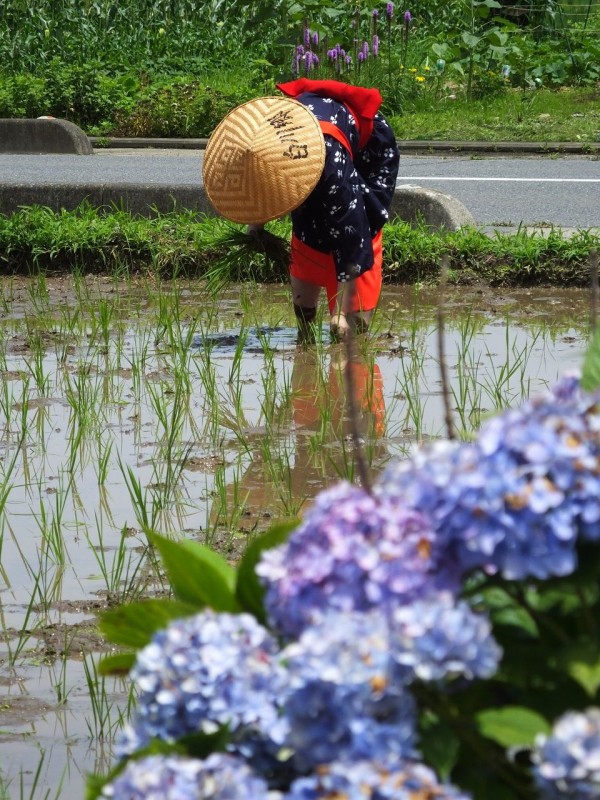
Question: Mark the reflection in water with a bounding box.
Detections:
[208,345,390,529]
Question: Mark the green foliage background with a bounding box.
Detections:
[1,0,599,135]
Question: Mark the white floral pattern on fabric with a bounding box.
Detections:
[291,93,399,282]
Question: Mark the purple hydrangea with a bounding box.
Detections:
[256,482,450,639]
[285,759,472,799]
[390,592,502,682]
[376,376,600,582]
[280,610,417,770]
[532,708,600,798]
[100,753,273,800]
[116,610,286,758]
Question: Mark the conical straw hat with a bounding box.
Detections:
[202,96,326,225]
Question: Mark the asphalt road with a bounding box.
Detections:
[2,149,599,229]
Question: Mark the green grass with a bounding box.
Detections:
[392,87,600,143]
[1,205,598,288]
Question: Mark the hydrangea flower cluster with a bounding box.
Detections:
[532,707,600,799]
[99,373,600,800]
[256,481,458,639]
[284,759,472,800]
[117,610,286,758]
[390,591,502,682]
[281,610,418,771]
[375,375,600,582]
[100,753,272,800]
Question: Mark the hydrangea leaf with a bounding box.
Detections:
[148,532,240,611]
[98,652,136,676]
[557,641,600,697]
[235,518,299,623]
[476,706,550,747]
[419,714,460,779]
[99,598,198,648]
[580,327,600,392]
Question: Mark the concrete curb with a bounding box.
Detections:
[0,119,93,155]
[0,181,473,231]
[89,136,600,155]
[392,185,475,230]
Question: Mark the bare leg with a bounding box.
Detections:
[291,275,321,344]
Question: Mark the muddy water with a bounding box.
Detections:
[0,275,591,797]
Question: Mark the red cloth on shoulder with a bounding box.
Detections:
[277,79,382,150]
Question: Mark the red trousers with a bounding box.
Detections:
[290,230,383,314]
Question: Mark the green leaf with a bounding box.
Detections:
[148,532,240,612]
[476,706,550,747]
[97,652,136,676]
[581,327,600,391]
[235,519,299,624]
[99,598,198,648]
[462,32,482,49]
[419,715,460,779]
[557,641,600,697]
[178,725,230,758]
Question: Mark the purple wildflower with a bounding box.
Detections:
[362,39,369,57]
[404,9,412,25]
[304,50,313,73]
[312,31,318,47]
[372,8,379,17]
[100,754,272,800]
[386,2,394,20]
[532,708,600,798]
[286,760,472,799]
[373,34,380,56]
[303,25,310,47]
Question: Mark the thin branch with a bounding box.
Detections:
[590,248,599,333]
[437,254,457,440]
[343,283,372,493]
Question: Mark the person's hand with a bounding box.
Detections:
[246,224,265,240]
[330,311,351,340]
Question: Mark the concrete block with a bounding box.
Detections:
[391,184,475,231]
[0,119,93,155]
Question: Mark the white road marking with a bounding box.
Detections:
[398,177,600,182]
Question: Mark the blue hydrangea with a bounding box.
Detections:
[100,753,274,800]
[376,376,600,582]
[389,591,502,682]
[532,707,600,799]
[284,759,472,799]
[280,611,417,771]
[256,481,449,639]
[116,610,287,759]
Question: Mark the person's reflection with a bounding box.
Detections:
[207,345,388,538]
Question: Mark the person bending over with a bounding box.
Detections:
[203,79,399,341]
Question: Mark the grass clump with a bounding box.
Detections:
[0,204,598,288]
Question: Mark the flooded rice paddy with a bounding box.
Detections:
[0,273,592,798]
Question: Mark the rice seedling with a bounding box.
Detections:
[16,749,65,800]
[205,459,251,545]
[478,321,542,412]
[83,654,127,741]
[87,518,147,604]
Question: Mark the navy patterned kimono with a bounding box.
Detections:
[291,91,400,283]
